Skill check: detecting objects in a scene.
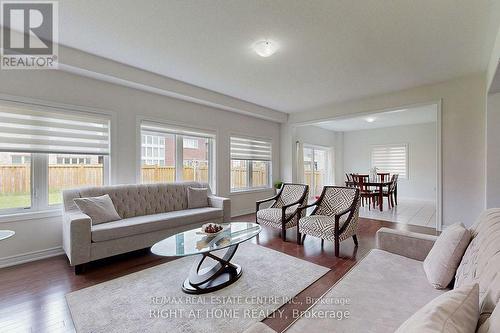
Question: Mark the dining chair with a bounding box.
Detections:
[297,186,360,257]
[377,172,390,182]
[256,183,309,241]
[352,174,377,210]
[380,174,398,208]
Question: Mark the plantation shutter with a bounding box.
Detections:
[0,101,110,155]
[230,136,272,161]
[371,144,408,179]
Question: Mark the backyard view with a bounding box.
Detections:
[0,152,104,210]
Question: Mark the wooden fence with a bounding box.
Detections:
[0,165,104,194]
[304,171,324,195]
[141,166,209,183]
[0,165,276,194]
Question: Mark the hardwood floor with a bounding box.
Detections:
[0,216,436,333]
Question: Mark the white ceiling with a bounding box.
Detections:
[55,1,500,113]
[315,104,437,132]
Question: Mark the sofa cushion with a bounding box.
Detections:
[73,194,121,225]
[91,207,223,242]
[286,249,446,333]
[423,223,471,289]
[455,209,500,317]
[478,299,500,333]
[187,187,209,209]
[395,283,479,333]
[257,207,297,222]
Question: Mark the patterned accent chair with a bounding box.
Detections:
[256,183,309,241]
[297,186,360,257]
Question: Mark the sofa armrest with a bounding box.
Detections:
[376,228,438,261]
[208,195,231,222]
[62,211,92,266]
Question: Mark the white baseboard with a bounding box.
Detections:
[231,208,255,218]
[0,246,64,269]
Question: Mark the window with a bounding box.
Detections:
[0,100,111,214]
[183,138,199,149]
[48,154,105,205]
[140,122,215,188]
[371,144,408,179]
[183,136,209,183]
[303,146,331,197]
[0,152,31,210]
[230,136,271,191]
[141,134,168,167]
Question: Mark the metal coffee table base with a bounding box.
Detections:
[182,244,242,294]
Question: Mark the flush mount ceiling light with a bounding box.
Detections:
[253,40,278,57]
[365,117,376,123]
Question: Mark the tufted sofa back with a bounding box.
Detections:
[455,208,500,325]
[63,182,210,218]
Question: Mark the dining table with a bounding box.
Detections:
[345,179,397,211]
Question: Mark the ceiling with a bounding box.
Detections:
[54,1,500,113]
[315,104,437,132]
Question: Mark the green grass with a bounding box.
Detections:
[0,191,63,210]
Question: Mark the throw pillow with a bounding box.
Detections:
[74,194,121,225]
[395,283,479,333]
[424,223,471,289]
[187,187,209,209]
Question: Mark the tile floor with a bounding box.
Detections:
[359,198,436,228]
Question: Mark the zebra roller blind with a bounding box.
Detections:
[230,136,272,161]
[371,144,408,179]
[0,101,110,155]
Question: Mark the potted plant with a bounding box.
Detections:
[273,181,283,194]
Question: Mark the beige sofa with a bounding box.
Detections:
[62,182,230,272]
[247,208,500,333]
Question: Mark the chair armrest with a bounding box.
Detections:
[62,211,92,266]
[208,195,231,222]
[256,195,279,205]
[256,195,279,211]
[376,228,438,261]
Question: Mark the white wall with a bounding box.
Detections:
[343,122,437,201]
[282,74,486,228]
[487,92,500,208]
[0,68,280,265]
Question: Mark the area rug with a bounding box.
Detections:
[66,243,329,333]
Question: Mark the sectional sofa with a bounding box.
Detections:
[246,208,500,332]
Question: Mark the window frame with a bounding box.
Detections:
[138,121,216,190]
[0,97,114,216]
[370,143,409,180]
[230,135,272,193]
[0,152,110,215]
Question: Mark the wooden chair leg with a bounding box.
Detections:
[302,234,306,244]
[353,235,358,246]
[390,194,395,208]
[297,230,301,245]
[321,239,324,247]
[334,239,340,257]
[281,228,286,241]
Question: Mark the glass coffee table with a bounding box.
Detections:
[0,230,15,241]
[151,222,261,294]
